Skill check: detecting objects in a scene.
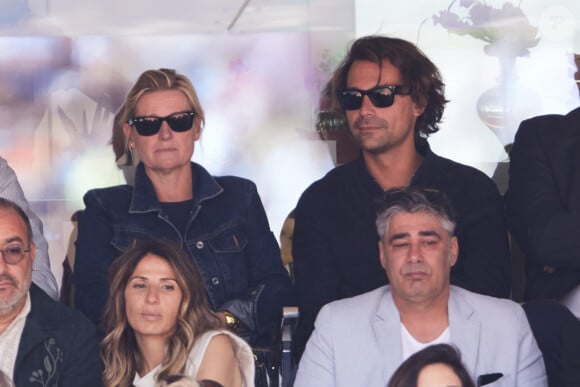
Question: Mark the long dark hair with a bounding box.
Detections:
[388,344,475,387]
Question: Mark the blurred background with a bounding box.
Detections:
[0,0,578,288]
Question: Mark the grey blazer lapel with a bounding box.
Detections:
[448,288,480,374]
[374,288,403,383]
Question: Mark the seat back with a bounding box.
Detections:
[60,210,82,307]
[279,209,299,386]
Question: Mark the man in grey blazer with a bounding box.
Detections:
[294,187,547,387]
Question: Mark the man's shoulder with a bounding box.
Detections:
[420,152,498,193]
[297,159,363,203]
[511,109,578,153]
[427,152,488,178]
[17,286,102,387]
[28,285,96,331]
[450,286,523,317]
[567,106,580,120]
[0,155,8,169]
[307,160,360,189]
[319,286,388,317]
[515,112,568,139]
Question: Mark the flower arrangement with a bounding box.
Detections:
[433,0,540,57]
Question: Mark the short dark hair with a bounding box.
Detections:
[330,35,448,147]
[0,197,33,244]
[388,344,475,387]
[376,186,457,239]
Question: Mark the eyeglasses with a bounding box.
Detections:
[338,85,411,110]
[128,111,196,136]
[1,244,30,265]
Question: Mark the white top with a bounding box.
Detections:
[401,323,450,360]
[560,284,580,319]
[133,329,255,387]
[0,293,31,379]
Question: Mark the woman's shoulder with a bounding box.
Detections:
[191,329,250,356]
[193,163,254,188]
[213,175,256,190]
[79,185,135,219]
[207,175,261,203]
[204,332,238,354]
[83,184,133,205]
[189,330,254,387]
[84,184,133,197]
[193,163,258,198]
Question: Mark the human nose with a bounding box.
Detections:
[157,120,173,139]
[145,286,159,304]
[407,241,423,263]
[359,94,375,116]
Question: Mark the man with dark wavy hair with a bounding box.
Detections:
[292,35,511,359]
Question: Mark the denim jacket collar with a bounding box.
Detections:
[129,162,224,213]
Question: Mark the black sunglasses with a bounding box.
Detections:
[338,85,411,110]
[128,111,196,136]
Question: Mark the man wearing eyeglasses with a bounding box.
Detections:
[0,157,58,300]
[292,35,511,359]
[0,198,102,386]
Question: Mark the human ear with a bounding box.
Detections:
[378,239,388,271]
[193,116,202,141]
[412,95,427,117]
[449,236,459,266]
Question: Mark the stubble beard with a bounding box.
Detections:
[0,273,30,317]
[351,116,408,155]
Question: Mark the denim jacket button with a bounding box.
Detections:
[196,241,204,249]
[211,276,220,285]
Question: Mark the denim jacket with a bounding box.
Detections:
[73,162,293,345]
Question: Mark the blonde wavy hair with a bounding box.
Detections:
[100,239,222,387]
[114,68,205,168]
[121,68,205,128]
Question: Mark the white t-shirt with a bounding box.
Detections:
[400,322,450,360]
[560,284,580,319]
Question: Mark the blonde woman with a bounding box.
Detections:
[100,240,255,387]
[74,69,293,366]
